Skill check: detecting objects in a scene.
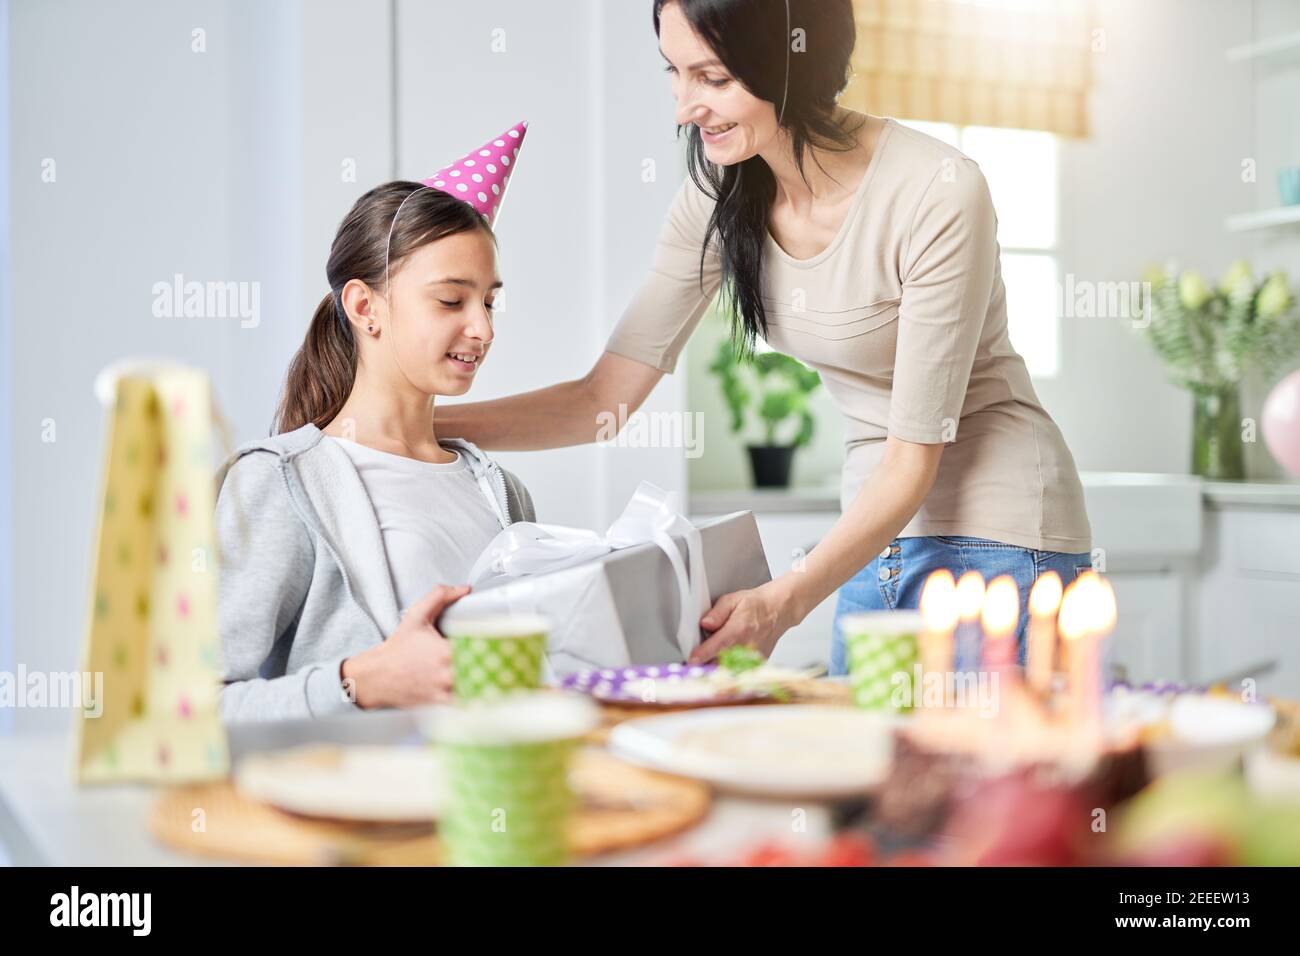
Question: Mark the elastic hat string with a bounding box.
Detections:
[776,0,791,126]
[377,185,435,397]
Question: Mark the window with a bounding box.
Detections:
[900,120,1061,377]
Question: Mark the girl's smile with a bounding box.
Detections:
[446,351,481,374]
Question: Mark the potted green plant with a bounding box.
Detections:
[708,338,821,488]
[1139,261,1300,479]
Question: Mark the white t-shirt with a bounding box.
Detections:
[328,437,505,611]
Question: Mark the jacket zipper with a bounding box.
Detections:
[492,464,512,526]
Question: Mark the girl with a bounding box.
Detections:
[215,123,534,722]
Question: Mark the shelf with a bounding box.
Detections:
[1225,204,1300,233]
[689,486,840,516]
[1226,30,1300,66]
[1202,480,1300,510]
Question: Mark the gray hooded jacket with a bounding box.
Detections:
[213,423,535,723]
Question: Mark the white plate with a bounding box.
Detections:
[1145,695,1277,775]
[606,705,901,799]
[235,745,447,823]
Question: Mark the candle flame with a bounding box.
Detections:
[1058,573,1093,641]
[955,570,985,621]
[1029,570,1063,617]
[980,575,1020,636]
[1058,571,1116,640]
[920,569,958,632]
[1095,574,1117,633]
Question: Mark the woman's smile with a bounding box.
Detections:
[700,122,738,144]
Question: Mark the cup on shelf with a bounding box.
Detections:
[1279,166,1300,207]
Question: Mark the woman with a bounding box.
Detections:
[438,0,1091,675]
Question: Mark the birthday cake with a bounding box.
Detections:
[839,569,1284,864]
[865,571,1147,852]
[874,681,1151,842]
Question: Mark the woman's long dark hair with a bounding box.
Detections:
[273,183,492,434]
[654,0,861,352]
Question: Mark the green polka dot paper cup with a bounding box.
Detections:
[842,611,921,712]
[443,614,549,700]
[426,692,598,867]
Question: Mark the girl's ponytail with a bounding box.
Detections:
[272,293,356,434]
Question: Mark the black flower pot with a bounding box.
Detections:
[747,444,796,488]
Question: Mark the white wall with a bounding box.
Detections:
[0,0,13,735]
[298,0,393,381]
[7,0,307,731]
[1038,0,1263,476]
[1240,0,1300,479]
[395,0,687,527]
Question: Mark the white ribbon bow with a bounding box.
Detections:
[467,481,710,659]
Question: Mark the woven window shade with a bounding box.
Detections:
[841,0,1096,137]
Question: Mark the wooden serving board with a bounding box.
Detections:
[149,749,710,866]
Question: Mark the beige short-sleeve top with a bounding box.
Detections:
[605,118,1091,553]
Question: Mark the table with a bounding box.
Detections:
[0,712,836,867]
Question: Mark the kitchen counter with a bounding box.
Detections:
[1202,480,1300,509]
[690,473,1300,516]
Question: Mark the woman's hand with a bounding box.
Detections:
[688,581,799,665]
[341,584,470,709]
[686,439,945,668]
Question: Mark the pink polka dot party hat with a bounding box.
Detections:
[422,120,528,227]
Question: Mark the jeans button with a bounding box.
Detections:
[877,566,891,582]
[879,546,891,559]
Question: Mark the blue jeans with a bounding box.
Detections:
[829,535,1093,677]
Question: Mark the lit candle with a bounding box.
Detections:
[919,570,957,682]
[954,571,985,673]
[1026,571,1063,696]
[980,575,1020,673]
[1058,572,1117,741]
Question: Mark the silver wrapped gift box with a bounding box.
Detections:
[438,508,772,677]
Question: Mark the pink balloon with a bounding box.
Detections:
[1262,369,1300,477]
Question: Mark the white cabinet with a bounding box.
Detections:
[1079,472,1203,685]
[1196,506,1300,698]
[690,498,840,669]
[749,512,841,669]
[1104,572,1186,684]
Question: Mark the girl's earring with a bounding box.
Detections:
[367,323,375,334]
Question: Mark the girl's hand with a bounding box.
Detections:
[688,581,797,665]
[341,585,470,709]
